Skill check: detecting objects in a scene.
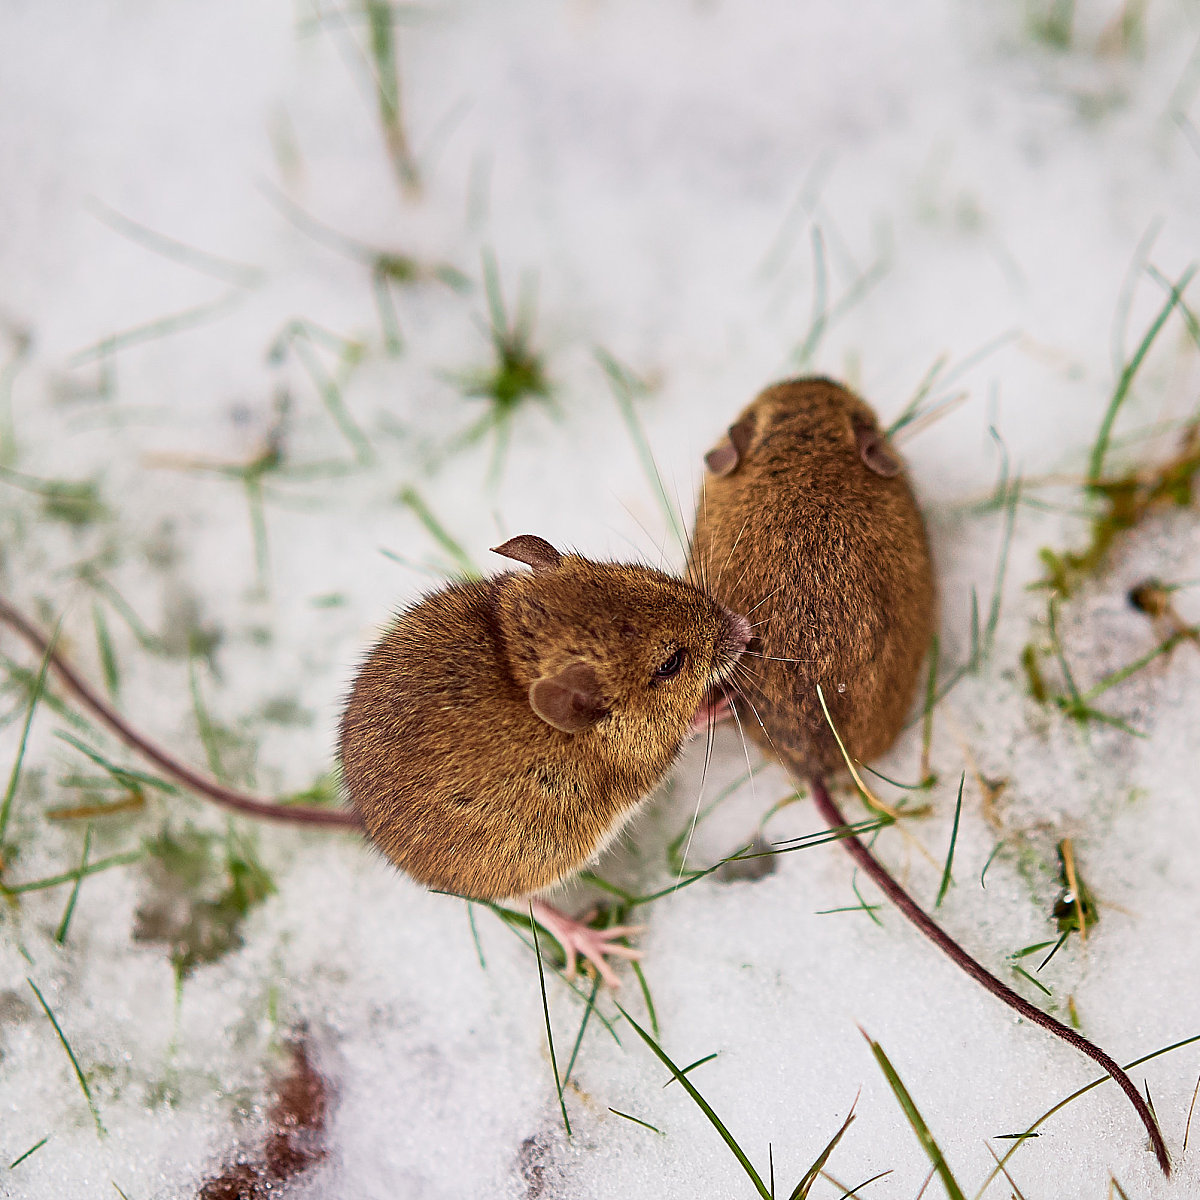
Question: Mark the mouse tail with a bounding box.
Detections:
[808,772,1170,1178]
[0,597,360,831]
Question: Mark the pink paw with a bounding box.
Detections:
[529,900,643,989]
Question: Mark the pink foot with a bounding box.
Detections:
[529,900,643,989]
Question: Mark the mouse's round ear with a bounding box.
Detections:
[852,415,902,478]
[529,662,608,734]
[704,415,756,477]
[491,535,563,574]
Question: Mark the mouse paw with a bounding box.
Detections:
[529,900,643,989]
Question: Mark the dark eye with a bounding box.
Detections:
[653,648,686,682]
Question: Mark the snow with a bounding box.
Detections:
[2,0,1200,1196]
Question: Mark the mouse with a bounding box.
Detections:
[339,534,752,902]
[688,377,1170,1175]
[0,538,752,987]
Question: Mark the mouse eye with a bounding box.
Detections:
[652,648,687,682]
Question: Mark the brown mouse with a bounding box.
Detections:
[338,534,751,980]
[688,377,1170,1175]
[690,376,934,771]
[0,538,750,986]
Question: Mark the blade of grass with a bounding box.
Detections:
[56,732,178,794]
[631,960,659,1038]
[67,292,243,366]
[466,900,486,969]
[616,1001,772,1200]
[935,773,965,908]
[562,972,603,1088]
[92,603,119,698]
[662,1052,719,1088]
[862,1032,966,1200]
[530,907,571,1137]
[27,977,105,1135]
[1089,263,1197,486]
[0,850,143,896]
[608,1108,663,1135]
[8,1136,50,1169]
[920,633,939,784]
[596,347,686,550]
[54,825,93,945]
[0,617,61,846]
[788,1105,856,1199]
[1184,1070,1199,1151]
[398,487,478,577]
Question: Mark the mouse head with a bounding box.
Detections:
[704,376,904,480]
[492,535,751,752]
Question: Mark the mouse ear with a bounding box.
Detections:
[704,416,755,477]
[529,662,608,733]
[491,535,563,574]
[853,417,902,478]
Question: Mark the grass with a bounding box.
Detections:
[27,977,105,1137]
[531,910,571,1137]
[451,250,554,485]
[8,1136,50,1170]
[0,618,60,852]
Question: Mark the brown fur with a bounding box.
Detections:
[688,378,935,775]
[339,546,749,901]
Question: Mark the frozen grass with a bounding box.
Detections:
[3,0,1200,1196]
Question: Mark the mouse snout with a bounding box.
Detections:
[725,610,754,654]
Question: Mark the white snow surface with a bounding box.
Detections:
[2,1,1200,1197]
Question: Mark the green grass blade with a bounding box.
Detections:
[662,1052,719,1088]
[1,850,143,896]
[562,972,602,1087]
[27,977,105,1136]
[596,347,687,550]
[631,959,659,1038]
[0,617,61,846]
[616,1002,771,1199]
[935,773,965,908]
[787,1105,855,1199]
[608,1107,663,1135]
[1089,263,1197,485]
[8,1135,50,1169]
[531,908,571,1137]
[863,1032,966,1200]
[398,487,478,577]
[92,602,120,697]
[54,825,93,945]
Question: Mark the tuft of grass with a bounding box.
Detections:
[0,466,108,527]
[1052,838,1098,939]
[452,250,554,483]
[132,828,275,979]
[862,1032,966,1200]
[1031,593,1191,733]
[27,977,105,1136]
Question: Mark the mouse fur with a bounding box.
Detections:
[689,377,935,774]
[340,536,751,901]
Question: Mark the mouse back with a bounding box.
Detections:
[689,378,935,775]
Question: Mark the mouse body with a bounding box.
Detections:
[340,535,751,902]
[689,377,935,773]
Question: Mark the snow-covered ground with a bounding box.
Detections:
[2,1,1200,1196]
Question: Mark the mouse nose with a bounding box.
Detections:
[725,609,754,652]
